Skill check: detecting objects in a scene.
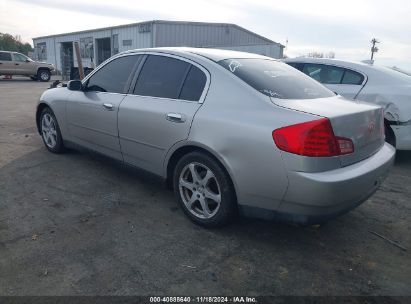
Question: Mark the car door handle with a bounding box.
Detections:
[102,103,114,110]
[15,63,19,65]
[166,113,185,123]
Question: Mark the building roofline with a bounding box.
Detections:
[32,20,284,47]
[32,20,155,40]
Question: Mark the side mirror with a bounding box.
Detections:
[25,59,30,63]
[67,80,83,91]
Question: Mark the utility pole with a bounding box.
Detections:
[283,38,288,58]
[370,38,380,60]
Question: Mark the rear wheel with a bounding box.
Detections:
[173,152,237,227]
[37,69,51,82]
[40,107,65,153]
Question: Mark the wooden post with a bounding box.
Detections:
[73,41,85,80]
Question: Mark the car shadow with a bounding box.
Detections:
[395,150,411,166]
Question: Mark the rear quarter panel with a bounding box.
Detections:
[356,84,411,122]
[186,62,319,211]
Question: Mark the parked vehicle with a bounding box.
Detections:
[36,48,395,227]
[0,51,54,81]
[284,58,411,150]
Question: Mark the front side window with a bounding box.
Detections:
[218,59,335,99]
[13,53,29,62]
[0,52,12,61]
[86,55,141,93]
[134,55,190,99]
[302,64,345,84]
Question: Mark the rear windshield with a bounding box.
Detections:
[380,66,411,83]
[218,58,335,99]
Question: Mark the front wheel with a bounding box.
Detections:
[37,69,51,82]
[173,152,237,227]
[40,107,65,153]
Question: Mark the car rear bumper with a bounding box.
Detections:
[240,143,395,224]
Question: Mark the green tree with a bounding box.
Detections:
[0,33,33,55]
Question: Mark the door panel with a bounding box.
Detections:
[118,96,201,175]
[67,91,125,160]
[118,54,208,176]
[65,54,141,160]
[11,53,28,75]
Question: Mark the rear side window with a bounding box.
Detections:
[180,66,207,101]
[134,55,190,99]
[86,55,140,93]
[218,59,335,99]
[303,64,345,84]
[342,69,364,85]
[0,52,12,61]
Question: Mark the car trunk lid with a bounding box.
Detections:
[271,95,385,166]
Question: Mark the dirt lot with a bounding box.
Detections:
[0,78,410,296]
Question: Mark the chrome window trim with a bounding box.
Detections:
[83,51,211,104]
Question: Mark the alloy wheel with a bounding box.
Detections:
[179,162,221,219]
[41,113,58,148]
[40,71,49,81]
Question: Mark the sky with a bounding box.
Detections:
[1,0,410,69]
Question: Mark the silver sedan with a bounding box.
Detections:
[36,48,395,227]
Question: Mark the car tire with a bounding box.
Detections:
[40,107,65,153]
[173,151,237,227]
[385,123,396,148]
[37,69,51,82]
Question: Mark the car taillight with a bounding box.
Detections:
[272,118,354,157]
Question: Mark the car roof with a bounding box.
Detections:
[283,57,375,70]
[284,57,411,85]
[122,47,272,62]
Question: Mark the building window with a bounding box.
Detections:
[80,37,93,59]
[138,23,151,33]
[123,39,132,47]
[112,34,119,54]
[36,42,47,61]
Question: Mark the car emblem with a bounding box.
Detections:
[368,121,376,133]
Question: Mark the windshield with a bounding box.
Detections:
[218,58,335,99]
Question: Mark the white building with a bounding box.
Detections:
[32,20,284,76]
